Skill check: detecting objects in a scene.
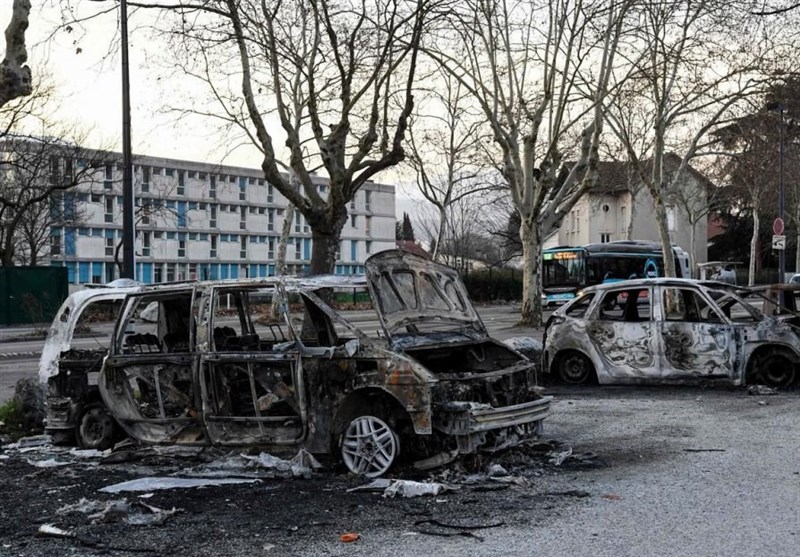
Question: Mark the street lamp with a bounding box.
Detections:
[767,101,786,283]
[91,0,135,280]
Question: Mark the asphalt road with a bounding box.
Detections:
[0,304,543,403]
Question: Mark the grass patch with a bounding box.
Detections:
[0,400,22,435]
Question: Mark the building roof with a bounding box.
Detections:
[396,240,431,259]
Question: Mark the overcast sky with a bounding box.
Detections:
[8,1,425,220]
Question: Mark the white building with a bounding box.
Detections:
[544,156,709,267]
[46,152,396,284]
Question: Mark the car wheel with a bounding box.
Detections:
[756,352,796,388]
[77,405,116,450]
[558,351,594,385]
[340,415,399,477]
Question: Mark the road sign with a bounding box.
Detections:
[773,234,786,250]
[773,218,785,236]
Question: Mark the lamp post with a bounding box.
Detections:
[767,101,785,283]
[91,0,135,280]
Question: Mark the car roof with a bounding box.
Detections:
[129,275,369,294]
[581,277,712,294]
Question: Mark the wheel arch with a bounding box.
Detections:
[551,349,599,384]
[331,387,412,439]
[745,343,800,386]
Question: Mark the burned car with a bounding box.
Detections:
[94,251,550,476]
[544,278,800,388]
[40,281,139,448]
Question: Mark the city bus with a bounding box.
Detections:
[542,240,691,305]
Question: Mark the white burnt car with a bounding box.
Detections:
[46,251,551,477]
[543,278,800,388]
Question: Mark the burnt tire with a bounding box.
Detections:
[77,405,116,450]
[558,351,595,385]
[754,351,796,388]
[340,415,399,478]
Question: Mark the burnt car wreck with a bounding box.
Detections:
[544,278,800,388]
[44,251,551,477]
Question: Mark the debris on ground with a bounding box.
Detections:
[56,497,181,525]
[747,385,778,396]
[414,518,505,542]
[339,532,360,543]
[347,478,455,498]
[99,476,260,493]
[683,448,726,453]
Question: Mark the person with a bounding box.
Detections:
[716,265,737,285]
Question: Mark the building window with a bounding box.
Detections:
[294,238,302,260]
[104,197,114,223]
[267,184,274,203]
[600,233,611,243]
[141,166,150,193]
[105,237,114,256]
[350,240,357,262]
[240,206,247,230]
[364,190,371,211]
[166,263,176,282]
[154,265,163,283]
[239,177,246,201]
[105,164,113,180]
[142,232,151,256]
[178,171,185,195]
[91,193,101,203]
[295,212,302,233]
[351,214,357,228]
[268,208,274,231]
[366,240,372,254]
[165,168,175,177]
[50,233,61,255]
[210,235,218,258]
[210,175,216,198]
[350,197,356,210]
[268,237,275,259]
[365,216,371,237]
[210,205,217,228]
[240,236,247,259]
[178,239,186,258]
[199,171,207,180]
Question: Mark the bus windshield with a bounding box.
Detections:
[542,249,585,287]
[586,254,665,283]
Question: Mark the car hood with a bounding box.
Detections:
[364,250,487,345]
[38,286,139,384]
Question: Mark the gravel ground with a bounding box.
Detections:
[2,384,799,556]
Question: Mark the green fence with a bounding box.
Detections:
[0,267,68,326]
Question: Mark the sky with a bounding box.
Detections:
[6,1,425,221]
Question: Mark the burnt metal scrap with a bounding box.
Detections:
[40,250,551,477]
[544,277,800,388]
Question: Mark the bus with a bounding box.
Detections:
[542,240,691,305]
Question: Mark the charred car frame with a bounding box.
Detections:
[43,251,551,476]
[544,278,800,388]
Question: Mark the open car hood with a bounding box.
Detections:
[364,250,487,346]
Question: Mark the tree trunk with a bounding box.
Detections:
[796,230,800,274]
[432,206,446,261]
[519,217,542,327]
[652,194,676,278]
[270,204,295,319]
[310,225,344,275]
[626,192,636,241]
[749,211,759,286]
[689,219,696,279]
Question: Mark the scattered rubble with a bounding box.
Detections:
[747,385,778,396]
[56,497,181,526]
[347,478,454,498]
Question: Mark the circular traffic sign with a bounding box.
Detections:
[773,217,785,236]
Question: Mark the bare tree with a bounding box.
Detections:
[0,0,31,108]
[0,135,110,266]
[601,0,789,278]
[105,0,434,276]
[404,68,495,260]
[426,0,632,326]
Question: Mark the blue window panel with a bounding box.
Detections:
[79,262,90,283]
[303,238,311,260]
[141,263,153,284]
[177,201,187,227]
[189,201,198,210]
[250,236,258,243]
[91,228,103,237]
[303,264,310,274]
[268,264,275,276]
[335,265,341,275]
[64,193,76,220]
[78,228,90,236]
[220,265,229,280]
[178,232,187,241]
[50,226,61,237]
[66,263,76,284]
[92,262,103,280]
[104,229,115,239]
[230,265,239,279]
[200,233,208,241]
[350,240,357,262]
[166,200,176,209]
[249,264,258,277]
[209,264,219,280]
[64,229,76,255]
[259,264,267,277]
[167,232,176,240]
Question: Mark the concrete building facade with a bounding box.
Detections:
[46,152,396,284]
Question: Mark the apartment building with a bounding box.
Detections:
[46,153,396,284]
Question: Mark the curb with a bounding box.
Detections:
[0,351,39,360]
